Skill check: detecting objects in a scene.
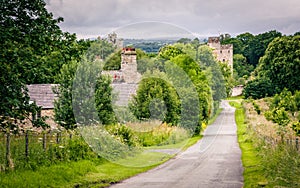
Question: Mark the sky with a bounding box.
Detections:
[45,0,300,39]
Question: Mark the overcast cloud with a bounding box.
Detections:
[45,0,300,39]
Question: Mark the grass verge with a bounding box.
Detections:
[0,108,223,187]
[229,101,268,188]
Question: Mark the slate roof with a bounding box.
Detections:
[27,84,58,109]
[112,83,137,106]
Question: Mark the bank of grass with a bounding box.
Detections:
[0,153,169,188]
[229,101,267,187]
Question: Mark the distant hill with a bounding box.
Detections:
[123,39,177,53]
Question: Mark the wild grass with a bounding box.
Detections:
[231,100,300,187]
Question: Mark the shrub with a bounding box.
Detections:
[243,78,276,99]
[264,107,290,126]
[105,124,140,147]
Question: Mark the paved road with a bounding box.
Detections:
[110,100,244,188]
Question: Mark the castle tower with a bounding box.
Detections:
[121,47,140,83]
[208,37,233,72]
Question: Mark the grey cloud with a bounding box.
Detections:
[46,0,300,38]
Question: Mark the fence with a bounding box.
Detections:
[260,134,300,152]
[0,130,80,171]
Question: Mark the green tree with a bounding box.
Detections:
[170,54,212,122]
[0,0,83,131]
[129,77,180,125]
[245,30,282,66]
[197,45,226,112]
[257,35,300,93]
[95,75,116,125]
[177,38,192,44]
[86,39,115,62]
[158,45,185,60]
[218,62,234,97]
[54,60,78,130]
[242,77,276,99]
[233,54,254,78]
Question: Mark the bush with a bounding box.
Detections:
[105,124,140,147]
[264,107,290,126]
[243,78,276,99]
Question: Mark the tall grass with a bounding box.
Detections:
[231,100,300,187]
[0,131,96,172]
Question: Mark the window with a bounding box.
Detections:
[223,59,226,62]
[220,50,222,53]
[228,50,230,53]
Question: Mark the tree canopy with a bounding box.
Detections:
[0,0,87,131]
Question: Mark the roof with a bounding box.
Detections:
[112,83,137,106]
[27,84,58,109]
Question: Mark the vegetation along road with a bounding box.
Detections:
[111,100,244,188]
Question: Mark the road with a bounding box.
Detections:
[110,100,244,188]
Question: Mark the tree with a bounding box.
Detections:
[95,75,116,125]
[170,54,212,122]
[129,77,180,125]
[158,45,185,60]
[218,62,234,97]
[0,0,86,84]
[177,38,192,44]
[243,78,276,99]
[0,0,82,131]
[245,30,282,66]
[257,35,300,93]
[197,45,226,112]
[54,60,78,130]
[86,39,115,62]
[233,54,254,78]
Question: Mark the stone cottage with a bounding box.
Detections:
[26,84,58,129]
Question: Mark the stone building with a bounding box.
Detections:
[107,32,123,49]
[207,37,233,72]
[26,84,58,129]
[104,47,141,84]
[103,47,141,106]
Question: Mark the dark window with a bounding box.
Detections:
[223,59,226,62]
[220,50,222,53]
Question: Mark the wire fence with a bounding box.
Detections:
[258,134,300,152]
[0,130,81,172]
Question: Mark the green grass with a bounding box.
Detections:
[226,95,244,100]
[0,134,204,188]
[0,154,168,188]
[229,100,268,188]
[0,109,224,187]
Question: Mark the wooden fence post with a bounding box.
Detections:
[43,132,46,151]
[296,138,299,151]
[5,132,13,169]
[25,130,29,159]
[56,132,60,144]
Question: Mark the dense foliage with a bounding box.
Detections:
[243,35,300,99]
[0,0,88,132]
[129,77,180,125]
[264,89,300,135]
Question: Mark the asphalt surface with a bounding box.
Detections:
[110,100,244,188]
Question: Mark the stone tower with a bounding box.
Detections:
[121,47,140,83]
[208,37,233,72]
